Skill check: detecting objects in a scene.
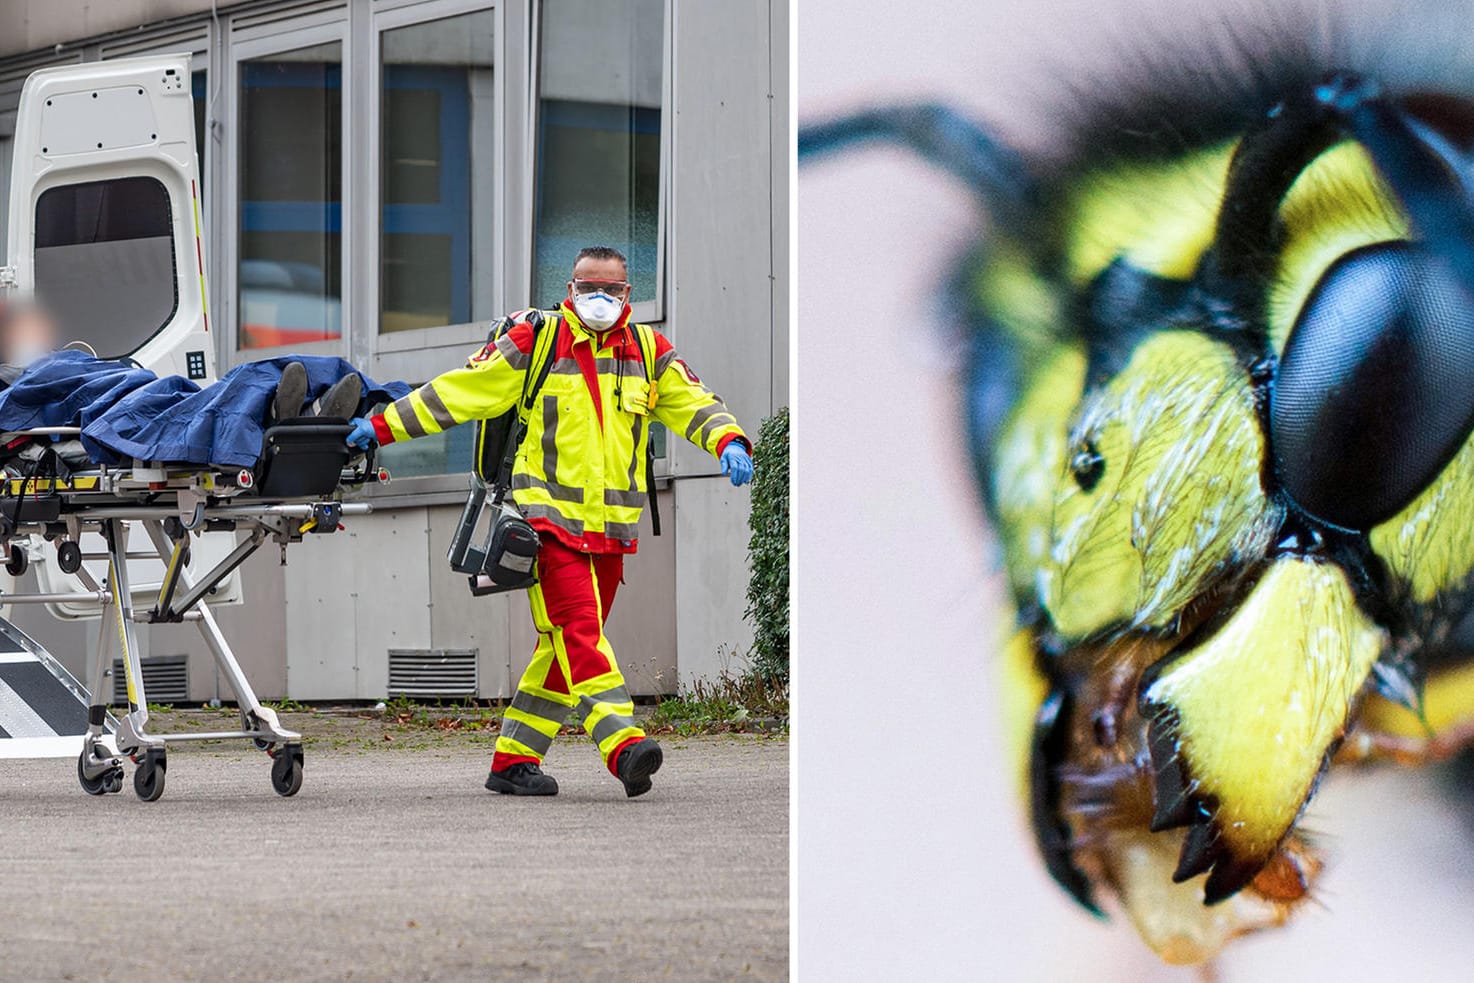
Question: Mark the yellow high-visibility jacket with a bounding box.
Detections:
[369,300,750,553]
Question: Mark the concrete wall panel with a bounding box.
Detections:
[668,0,777,483]
[425,500,519,699]
[673,476,754,687]
[0,0,225,60]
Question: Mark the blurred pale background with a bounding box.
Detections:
[795,0,1474,979]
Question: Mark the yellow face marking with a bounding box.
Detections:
[1063,142,1236,285]
[1357,661,1474,743]
[972,241,1064,358]
[999,624,1050,800]
[1266,141,1410,353]
[1039,331,1278,639]
[993,346,1087,599]
[1369,430,1474,602]
[1143,558,1385,870]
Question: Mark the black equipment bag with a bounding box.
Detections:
[449,312,560,594]
[474,498,542,594]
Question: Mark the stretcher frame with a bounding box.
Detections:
[0,425,386,801]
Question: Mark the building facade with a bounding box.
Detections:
[0,0,789,701]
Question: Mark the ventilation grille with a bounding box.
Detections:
[0,51,83,89]
[231,1,346,33]
[112,655,188,706]
[99,27,210,61]
[388,649,478,698]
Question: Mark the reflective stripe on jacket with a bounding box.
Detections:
[369,300,750,553]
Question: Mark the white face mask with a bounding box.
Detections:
[573,292,623,330]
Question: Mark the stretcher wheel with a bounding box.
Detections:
[5,544,26,577]
[133,748,167,802]
[77,752,122,796]
[57,541,82,574]
[270,744,303,797]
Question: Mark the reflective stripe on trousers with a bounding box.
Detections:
[492,538,646,774]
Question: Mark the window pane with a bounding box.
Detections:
[380,10,496,334]
[34,177,177,357]
[239,41,342,349]
[534,0,663,308]
[376,419,475,479]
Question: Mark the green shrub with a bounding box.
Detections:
[745,407,789,684]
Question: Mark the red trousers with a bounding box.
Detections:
[492,538,646,775]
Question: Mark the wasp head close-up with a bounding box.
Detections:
[801,0,1474,975]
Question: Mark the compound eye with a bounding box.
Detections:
[1271,241,1474,530]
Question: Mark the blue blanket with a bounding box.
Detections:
[0,351,410,468]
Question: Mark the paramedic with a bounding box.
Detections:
[347,246,753,798]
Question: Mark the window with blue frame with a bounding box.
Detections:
[238,41,343,350]
[380,9,496,334]
[532,0,664,309]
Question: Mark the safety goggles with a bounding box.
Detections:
[570,278,630,298]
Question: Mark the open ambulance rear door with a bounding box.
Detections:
[3,53,243,617]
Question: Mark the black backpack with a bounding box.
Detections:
[473,309,560,485]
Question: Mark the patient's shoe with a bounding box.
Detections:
[316,373,363,421]
[273,361,308,421]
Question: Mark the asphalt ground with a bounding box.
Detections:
[0,726,788,982]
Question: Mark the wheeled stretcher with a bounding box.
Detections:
[0,420,388,801]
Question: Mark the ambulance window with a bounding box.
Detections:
[33,176,177,358]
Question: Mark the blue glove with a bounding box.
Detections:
[720,444,753,486]
[346,417,378,450]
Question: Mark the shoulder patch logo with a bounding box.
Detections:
[675,358,702,385]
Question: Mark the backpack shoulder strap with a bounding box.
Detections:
[519,310,561,414]
[629,322,657,382]
[492,311,561,493]
[628,322,662,537]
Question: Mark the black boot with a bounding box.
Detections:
[485,762,559,796]
[316,372,363,421]
[615,739,663,798]
[273,361,308,422]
